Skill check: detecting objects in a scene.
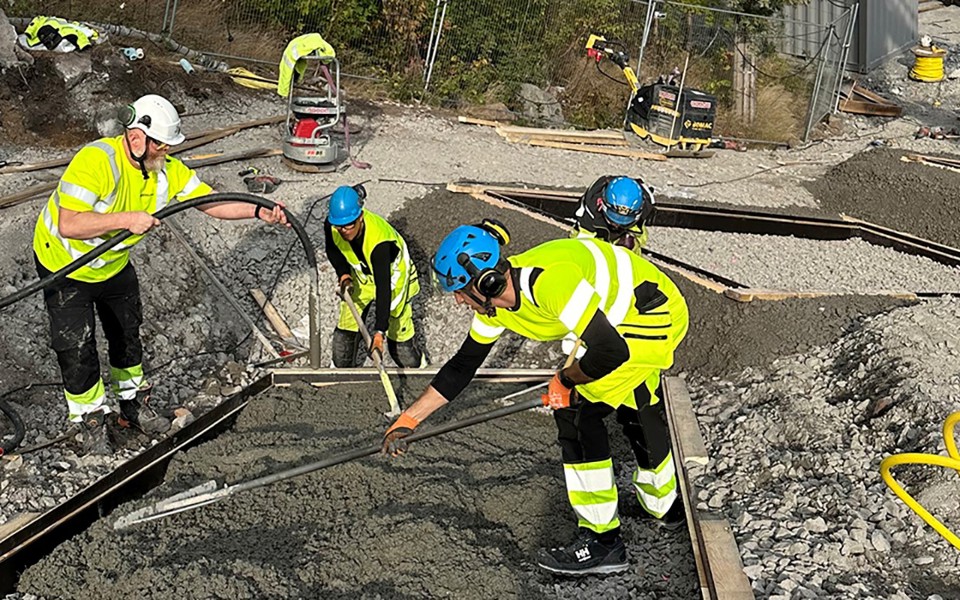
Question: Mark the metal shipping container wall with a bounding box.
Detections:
[782,0,917,73]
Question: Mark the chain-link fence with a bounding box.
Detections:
[7,0,854,140]
[628,0,856,142]
[6,0,166,38]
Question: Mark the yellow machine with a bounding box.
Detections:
[587,35,716,151]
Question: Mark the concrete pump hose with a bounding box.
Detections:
[0,398,26,456]
[0,193,321,353]
[880,411,960,551]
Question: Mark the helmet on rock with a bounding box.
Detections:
[121,94,185,146]
[602,176,654,228]
[432,219,510,295]
[328,185,366,226]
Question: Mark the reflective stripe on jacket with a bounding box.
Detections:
[330,210,419,314]
[23,16,99,50]
[469,237,688,408]
[277,33,336,97]
[33,136,212,282]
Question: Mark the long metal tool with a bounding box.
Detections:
[113,382,549,530]
[340,288,401,416]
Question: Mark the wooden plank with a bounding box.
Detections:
[663,377,708,466]
[920,1,945,12]
[700,516,755,599]
[496,125,625,140]
[183,147,281,169]
[664,377,710,598]
[0,181,57,209]
[521,139,668,161]
[445,181,581,199]
[503,133,630,147]
[458,116,504,128]
[0,512,40,541]
[0,115,284,175]
[250,288,302,348]
[724,288,918,302]
[850,85,898,107]
[839,98,902,117]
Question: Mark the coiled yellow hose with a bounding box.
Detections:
[910,47,947,83]
[880,411,960,551]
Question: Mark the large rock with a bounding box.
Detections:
[0,9,32,68]
[53,52,93,89]
[517,83,564,125]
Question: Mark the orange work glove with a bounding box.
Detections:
[382,412,420,456]
[541,371,577,410]
[369,330,385,358]
[338,274,352,297]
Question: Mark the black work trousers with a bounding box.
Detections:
[36,257,144,397]
[552,378,671,469]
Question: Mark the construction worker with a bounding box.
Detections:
[572,175,655,253]
[381,220,689,576]
[32,94,289,455]
[324,185,424,368]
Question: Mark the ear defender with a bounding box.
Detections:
[457,252,508,298]
[119,104,136,127]
[478,218,510,246]
[352,183,367,201]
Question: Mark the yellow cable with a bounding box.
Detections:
[880,411,960,551]
[910,47,946,82]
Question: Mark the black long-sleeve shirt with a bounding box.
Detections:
[324,219,398,332]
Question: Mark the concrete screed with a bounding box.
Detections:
[3,13,960,597]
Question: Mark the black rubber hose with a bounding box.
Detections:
[0,192,317,309]
[0,399,26,456]
[0,193,321,455]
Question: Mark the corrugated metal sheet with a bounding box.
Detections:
[781,0,917,72]
[780,0,849,59]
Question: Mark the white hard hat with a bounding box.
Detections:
[123,94,185,145]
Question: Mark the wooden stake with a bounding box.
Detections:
[250,288,303,349]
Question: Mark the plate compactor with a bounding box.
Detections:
[587,35,716,152]
[282,50,345,173]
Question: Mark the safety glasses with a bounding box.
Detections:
[334,217,361,231]
[148,137,170,152]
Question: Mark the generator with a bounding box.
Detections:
[586,34,716,152]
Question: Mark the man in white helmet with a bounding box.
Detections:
[32,94,289,455]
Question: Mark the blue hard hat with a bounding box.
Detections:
[602,177,647,227]
[329,186,363,226]
[432,225,501,292]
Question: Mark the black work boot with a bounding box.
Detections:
[118,388,171,435]
[80,409,113,455]
[636,494,686,532]
[535,529,629,576]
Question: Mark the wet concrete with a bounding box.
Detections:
[19,379,697,599]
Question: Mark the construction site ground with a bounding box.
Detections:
[2,11,960,599]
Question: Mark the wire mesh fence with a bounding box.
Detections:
[6,0,854,140]
[630,0,856,142]
[6,0,166,37]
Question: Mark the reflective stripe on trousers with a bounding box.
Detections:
[563,459,621,534]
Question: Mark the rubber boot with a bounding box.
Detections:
[80,409,113,455]
[119,388,170,435]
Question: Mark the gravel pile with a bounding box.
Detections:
[648,228,960,293]
[690,297,960,599]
